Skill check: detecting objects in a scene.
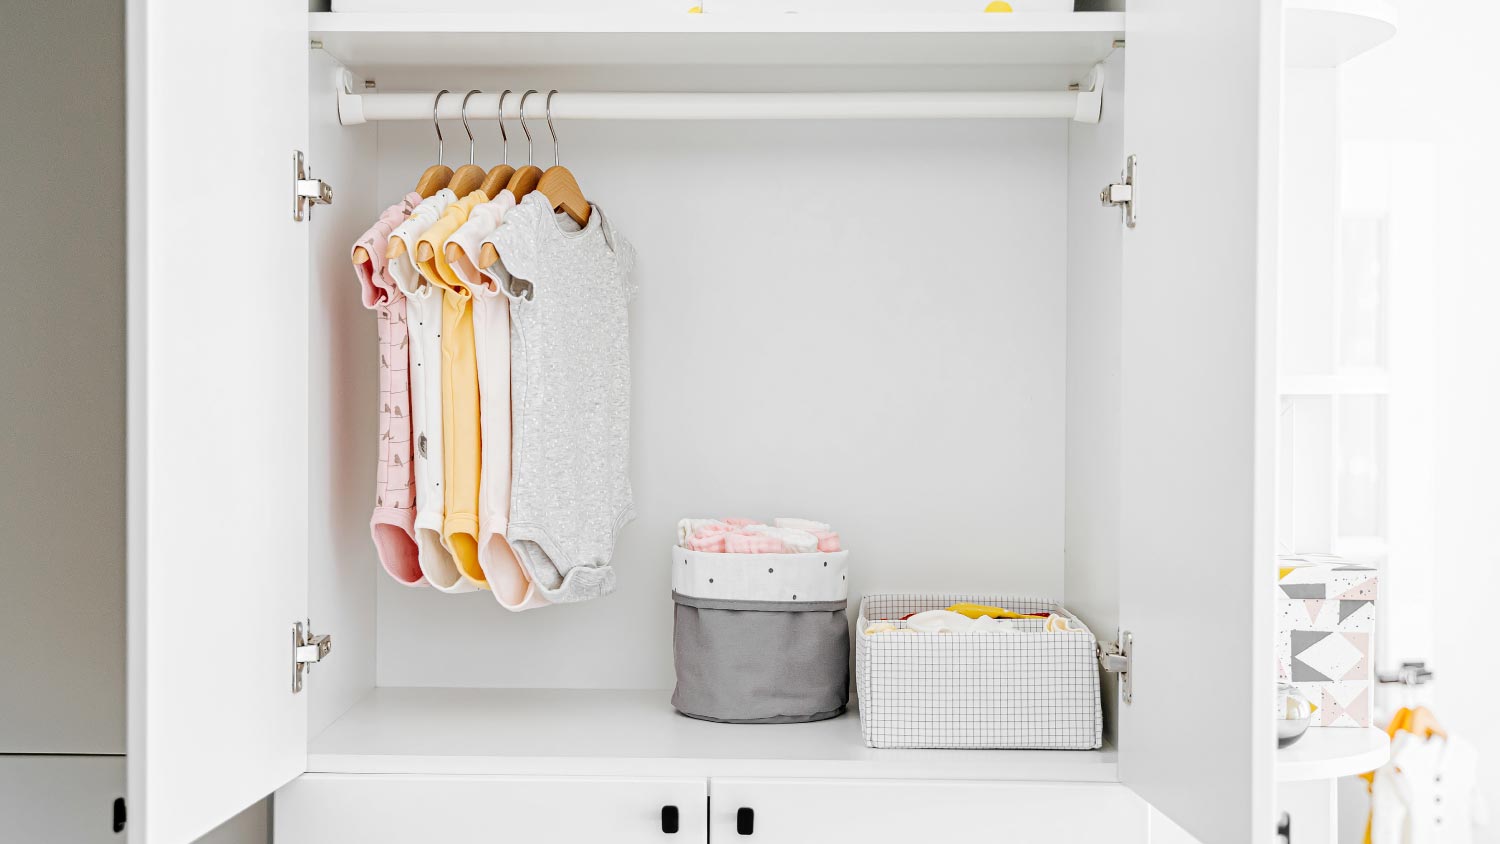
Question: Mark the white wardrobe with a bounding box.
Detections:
[113,0,1297,842]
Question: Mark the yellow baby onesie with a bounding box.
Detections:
[416,189,489,589]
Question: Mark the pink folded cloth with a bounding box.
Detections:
[725,532,787,554]
[679,516,839,554]
[687,533,728,553]
[813,531,841,552]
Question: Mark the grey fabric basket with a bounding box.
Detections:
[668,544,852,723]
[671,592,850,723]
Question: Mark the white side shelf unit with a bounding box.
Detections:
[1277,726,1390,783]
[1285,0,1397,68]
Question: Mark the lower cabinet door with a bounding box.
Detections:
[0,755,125,843]
[274,774,707,843]
[709,778,1150,842]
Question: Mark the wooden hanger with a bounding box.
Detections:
[447,165,486,198]
[480,164,540,270]
[479,162,542,271]
[444,89,487,199]
[505,89,544,203]
[478,90,545,270]
[416,91,492,264]
[415,165,453,198]
[480,90,517,199]
[385,90,455,262]
[536,90,591,227]
[1408,706,1447,739]
[482,164,515,198]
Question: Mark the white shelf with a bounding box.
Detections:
[309,11,1125,69]
[1286,0,1396,68]
[1276,726,1390,782]
[309,687,1118,782]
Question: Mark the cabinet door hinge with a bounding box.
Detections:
[292,150,333,222]
[1100,154,1137,228]
[292,620,332,693]
[1098,630,1133,704]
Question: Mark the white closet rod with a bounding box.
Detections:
[336,76,1104,126]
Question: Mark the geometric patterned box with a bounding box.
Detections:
[1276,554,1378,727]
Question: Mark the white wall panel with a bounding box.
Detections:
[362,113,1070,689]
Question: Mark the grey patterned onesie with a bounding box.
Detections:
[490,192,636,603]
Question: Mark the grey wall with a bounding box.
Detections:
[0,0,127,756]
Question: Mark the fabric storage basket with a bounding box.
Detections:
[671,546,851,724]
[856,593,1102,749]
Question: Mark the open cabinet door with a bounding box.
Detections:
[126,1,310,841]
[1118,1,1281,842]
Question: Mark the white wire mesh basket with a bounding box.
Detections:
[856,593,1103,750]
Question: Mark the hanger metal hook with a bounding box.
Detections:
[496,89,512,166]
[518,89,538,167]
[431,89,449,163]
[545,89,561,168]
[460,89,480,165]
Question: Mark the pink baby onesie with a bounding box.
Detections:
[351,192,426,586]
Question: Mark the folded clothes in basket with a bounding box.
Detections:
[946,602,1050,620]
[905,611,1020,634]
[676,517,841,554]
[865,609,1080,635]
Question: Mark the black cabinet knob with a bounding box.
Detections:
[737,807,755,836]
[661,805,680,834]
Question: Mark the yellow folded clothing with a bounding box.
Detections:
[946,602,1048,620]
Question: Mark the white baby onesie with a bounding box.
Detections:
[386,189,474,593]
[445,190,549,611]
[489,192,637,603]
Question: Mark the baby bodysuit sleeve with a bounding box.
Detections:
[350,228,391,308]
[602,217,637,301]
[487,204,544,301]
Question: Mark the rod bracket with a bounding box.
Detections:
[1072,62,1105,124]
[336,66,367,126]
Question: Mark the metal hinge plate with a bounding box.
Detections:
[292,620,332,694]
[1100,154,1137,228]
[1098,630,1133,704]
[292,150,333,222]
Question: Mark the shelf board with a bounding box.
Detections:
[309,687,1119,782]
[1276,726,1390,782]
[309,11,1125,69]
[1286,0,1396,68]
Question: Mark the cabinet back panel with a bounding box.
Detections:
[356,118,1068,689]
